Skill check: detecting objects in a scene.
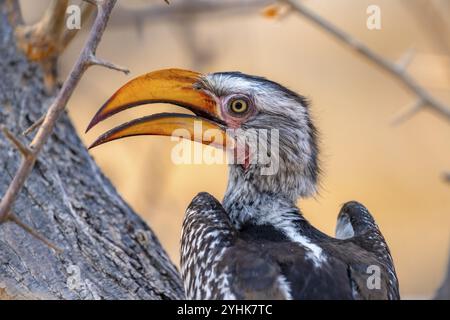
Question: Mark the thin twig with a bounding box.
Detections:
[396,47,416,73]
[87,55,130,75]
[282,0,450,123]
[390,99,425,126]
[2,126,34,158]
[8,213,62,253]
[23,115,45,137]
[0,1,122,235]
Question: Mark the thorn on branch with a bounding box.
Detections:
[396,48,416,73]
[87,55,130,75]
[390,100,425,126]
[23,115,45,137]
[7,213,63,253]
[1,126,34,158]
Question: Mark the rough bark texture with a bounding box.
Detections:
[435,246,450,300]
[0,1,184,300]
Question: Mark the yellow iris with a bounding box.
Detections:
[229,99,248,114]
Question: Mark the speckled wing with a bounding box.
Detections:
[181,193,295,300]
[217,241,294,300]
[336,201,400,300]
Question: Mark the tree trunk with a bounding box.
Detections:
[435,245,450,300]
[0,1,184,300]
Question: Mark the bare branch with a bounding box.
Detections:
[1,126,34,158]
[281,0,450,123]
[87,55,130,75]
[396,47,416,74]
[390,99,425,126]
[22,115,45,137]
[0,1,123,231]
[7,213,62,253]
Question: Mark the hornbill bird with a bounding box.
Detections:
[86,69,400,300]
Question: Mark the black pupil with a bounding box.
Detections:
[234,101,243,111]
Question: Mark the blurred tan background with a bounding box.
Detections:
[21,0,450,298]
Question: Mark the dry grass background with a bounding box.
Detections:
[21,0,450,298]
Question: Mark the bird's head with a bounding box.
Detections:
[87,68,319,202]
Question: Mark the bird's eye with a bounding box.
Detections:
[229,98,249,115]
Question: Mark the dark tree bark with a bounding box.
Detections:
[435,245,450,300]
[0,1,183,300]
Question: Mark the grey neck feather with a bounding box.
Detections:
[223,164,307,229]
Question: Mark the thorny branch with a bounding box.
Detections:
[1,126,33,159]
[0,0,126,250]
[281,0,450,124]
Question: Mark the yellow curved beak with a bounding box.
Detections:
[86,68,232,149]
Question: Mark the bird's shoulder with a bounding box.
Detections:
[220,223,352,299]
[227,223,394,299]
[183,194,398,300]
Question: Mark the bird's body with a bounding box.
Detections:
[87,68,400,300]
[181,193,399,300]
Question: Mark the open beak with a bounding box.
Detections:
[86,68,232,149]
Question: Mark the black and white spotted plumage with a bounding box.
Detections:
[179,72,399,300]
[181,193,399,300]
[335,201,400,299]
